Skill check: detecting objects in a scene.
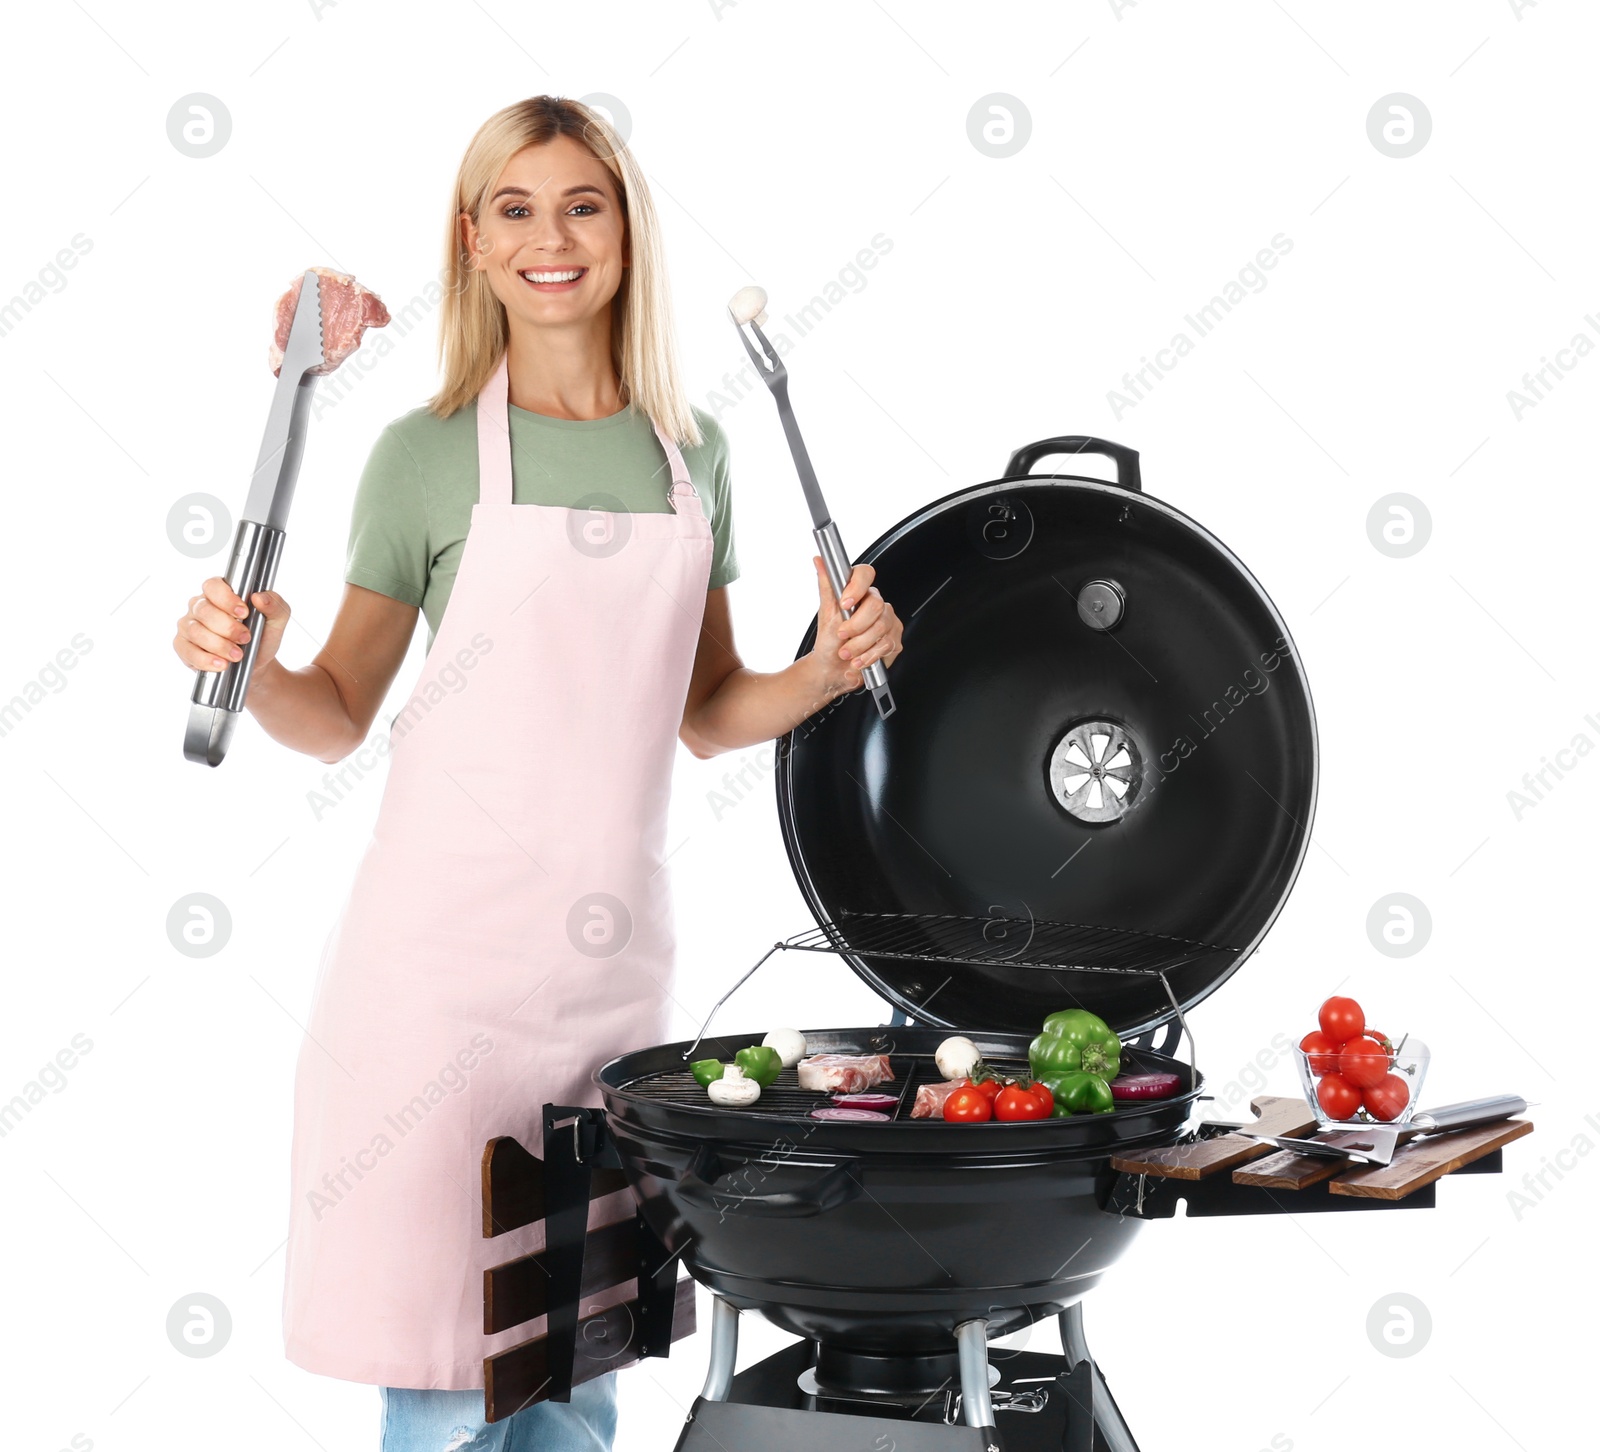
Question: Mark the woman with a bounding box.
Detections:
[170,96,903,1451]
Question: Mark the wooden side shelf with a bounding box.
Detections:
[1111,1095,1535,1207]
[482,1133,629,1237]
[485,1278,696,1421]
[479,1106,697,1423]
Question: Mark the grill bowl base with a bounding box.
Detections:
[598,1026,1197,1357]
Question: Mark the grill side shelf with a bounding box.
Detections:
[1106,1095,1535,1218]
[478,1107,697,1421]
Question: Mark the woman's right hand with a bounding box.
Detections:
[173,578,292,674]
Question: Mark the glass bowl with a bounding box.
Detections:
[1294,1039,1430,1128]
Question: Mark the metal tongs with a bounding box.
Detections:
[183,270,324,766]
[728,289,895,720]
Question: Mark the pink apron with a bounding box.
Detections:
[282,354,712,1389]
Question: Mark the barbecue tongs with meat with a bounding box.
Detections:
[183,271,325,767]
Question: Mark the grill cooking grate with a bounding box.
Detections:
[785,910,1239,977]
[620,1052,1033,1119]
[674,914,1218,1083]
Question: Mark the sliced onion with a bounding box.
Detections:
[1109,1071,1182,1101]
[830,1092,899,1110]
[809,1106,891,1122]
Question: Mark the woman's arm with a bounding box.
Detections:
[680,558,903,759]
[176,578,418,765]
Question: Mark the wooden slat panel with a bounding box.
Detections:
[1329,1119,1534,1201]
[485,1276,696,1423]
[482,1137,544,1237]
[1233,1150,1346,1190]
[1111,1095,1317,1181]
[484,1215,640,1334]
[481,1135,630,1237]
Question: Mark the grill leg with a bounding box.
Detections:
[1059,1304,1140,1452]
[699,1296,740,1402]
[954,1318,996,1432]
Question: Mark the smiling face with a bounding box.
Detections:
[461,134,628,333]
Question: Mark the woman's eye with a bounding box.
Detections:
[501,202,596,219]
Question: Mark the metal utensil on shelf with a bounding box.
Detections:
[727,286,895,721]
[1246,1094,1528,1167]
[183,270,324,766]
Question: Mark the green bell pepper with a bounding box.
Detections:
[1040,1069,1117,1116]
[734,1045,783,1088]
[1029,1008,1122,1081]
[690,1058,726,1088]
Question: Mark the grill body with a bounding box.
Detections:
[591,442,1316,1383]
[597,1027,1199,1354]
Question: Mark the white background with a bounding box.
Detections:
[1,2,1592,1450]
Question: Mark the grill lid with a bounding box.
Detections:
[775,437,1318,1039]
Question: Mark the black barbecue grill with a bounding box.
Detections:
[494,439,1526,1451]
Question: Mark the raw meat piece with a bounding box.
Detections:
[795,1054,894,1095]
[911,1080,967,1119]
[269,266,390,377]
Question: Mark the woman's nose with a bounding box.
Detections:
[525,211,573,250]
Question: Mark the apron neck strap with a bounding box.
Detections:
[475,353,515,507]
[476,352,704,514]
[650,421,703,515]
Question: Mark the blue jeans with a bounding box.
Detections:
[378,1375,617,1452]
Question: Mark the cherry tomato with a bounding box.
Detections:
[1318,995,1365,1044]
[1365,1029,1395,1055]
[1339,1035,1391,1090]
[943,1085,994,1123]
[1363,1075,1411,1122]
[1299,1030,1341,1077]
[967,1075,1005,1103]
[994,1081,1053,1121]
[1316,1073,1362,1120]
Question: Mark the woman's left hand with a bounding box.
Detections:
[809,556,904,699]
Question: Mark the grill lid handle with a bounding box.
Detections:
[1004,436,1142,493]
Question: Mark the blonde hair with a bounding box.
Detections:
[428,96,702,447]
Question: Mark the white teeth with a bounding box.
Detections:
[521,269,584,283]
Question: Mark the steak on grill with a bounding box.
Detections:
[269,266,390,376]
[796,1054,894,1095]
[911,1080,966,1119]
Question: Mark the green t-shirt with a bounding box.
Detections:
[344,399,738,650]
